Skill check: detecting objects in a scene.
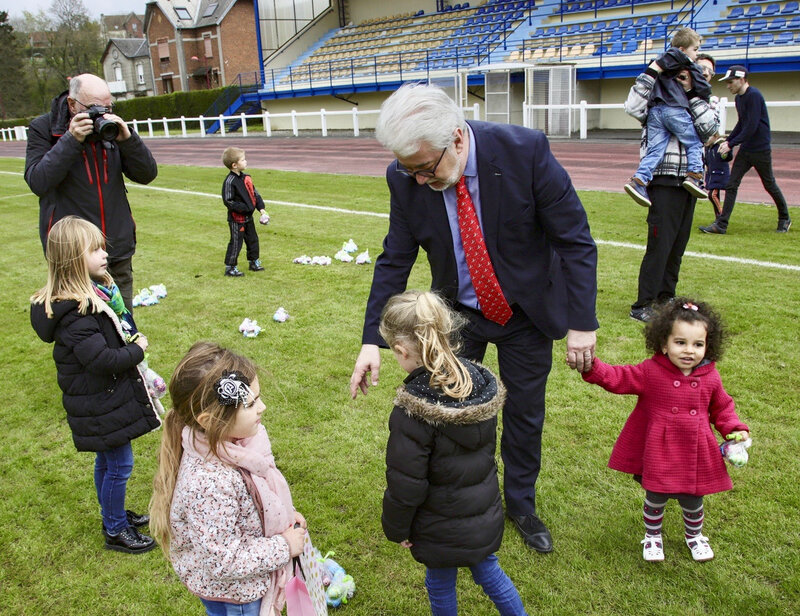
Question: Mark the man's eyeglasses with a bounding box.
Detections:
[396,147,448,179]
[73,98,113,114]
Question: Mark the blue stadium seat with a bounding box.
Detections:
[788,15,800,27]
[634,17,648,27]
[719,36,737,47]
[732,20,749,32]
[774,31,792,43]
[703,36,718,47]
[608,40,623,54]
[740,34,756,46]
[664,14,677,24]
[606,19,620,29]
[762,3,780,16]
[555,25,568,35]
[767,17,785,29]
[605,0,619,6]
[623,39,637,53]
[739,0,751,3]
[607,30,622,42]
[782,1,799,13]
[593,44,607,55]
[754,32,773,44]
[621,18,634,28]
[745,5,761,17]
[650,15,663,25]
[581,22,594,32]
[593,21,607,30]
[715,22,732,34]
[751,18,767,30]
[729,6,744,18]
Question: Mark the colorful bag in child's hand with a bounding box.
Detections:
[286,558,316,616]
[298,532,328,615]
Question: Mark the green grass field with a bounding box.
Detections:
[1,155,798,616]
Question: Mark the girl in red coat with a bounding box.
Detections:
[580,299,749,562]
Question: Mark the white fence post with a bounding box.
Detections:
[180,116,187,138]
[162,117,169,138]
[580,100,587,140]
[199,115,206,137]
[291,110,298,136]
[219,114,226,136]
[352,107,359,137]
[263,111,271,137]
[1,128,6,141]
[241,113,248,137]
[473,103,480,121]
[147,118,154,138]
[132,119,139,134]
[320,108,327,137]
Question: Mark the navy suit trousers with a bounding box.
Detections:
[457,304,552,516]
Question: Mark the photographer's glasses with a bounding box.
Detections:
[395,147,448,179]
[73,98,113,114]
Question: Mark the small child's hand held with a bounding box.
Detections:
[399,540,413,548]
[726,430,749,442]
[281,525,306,557]
[294,510,307,529]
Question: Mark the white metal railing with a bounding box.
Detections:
[3,99,799,142]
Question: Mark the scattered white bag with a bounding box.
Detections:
[273,307,290,322]
[355,250,371,264]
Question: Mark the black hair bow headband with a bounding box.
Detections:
[215,371,252,407]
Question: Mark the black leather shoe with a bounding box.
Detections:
[102,510,149,538]
[126,509,150,528]
[509,514,553,553]
[104,526,156,554]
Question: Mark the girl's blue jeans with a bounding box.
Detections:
[425,554,527,616]
[200,598,262,616]
[94,442,133,534]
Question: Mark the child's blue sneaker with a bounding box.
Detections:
[624,177,652,207]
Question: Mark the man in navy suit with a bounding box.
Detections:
[349,84,599,553]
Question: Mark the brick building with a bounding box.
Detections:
[143,0,261,95]
[100,13,144,42]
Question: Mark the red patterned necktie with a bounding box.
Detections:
[243,175,257,205]
[455,176,513,325]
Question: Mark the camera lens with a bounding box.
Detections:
[94,116,119,141]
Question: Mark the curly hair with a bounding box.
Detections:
[644,298,727,362]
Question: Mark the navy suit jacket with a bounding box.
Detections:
[362,121,598,346]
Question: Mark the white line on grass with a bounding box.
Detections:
[0,193,36,201]
[2,173,797,272]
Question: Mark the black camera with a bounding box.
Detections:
[86,105,119,141]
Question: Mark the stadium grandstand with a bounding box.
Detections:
[208,0,800,135]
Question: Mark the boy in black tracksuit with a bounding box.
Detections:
[221,147,269,276]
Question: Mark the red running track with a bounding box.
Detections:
[2,136,798,206]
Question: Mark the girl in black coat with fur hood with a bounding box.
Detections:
[379,291,527,616]
[31,217,161,555]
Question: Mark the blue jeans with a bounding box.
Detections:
[94,442,133,534]
[199,598,262,616]
[425,554,527,616]
[635,104,703,184]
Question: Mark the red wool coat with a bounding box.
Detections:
[583,354,748,495]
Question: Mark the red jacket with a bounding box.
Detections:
[582,354,748,495]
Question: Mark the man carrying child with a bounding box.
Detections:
[624,28,711,207]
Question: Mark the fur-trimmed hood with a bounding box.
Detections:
[394,359,505,450]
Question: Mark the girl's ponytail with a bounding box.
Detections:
[149,409,185,555]
[415,293,472,399]
[380,291,472,400]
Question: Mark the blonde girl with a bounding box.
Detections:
[31,216,160,554]
[379,290,527,616]
[150,342,306,616]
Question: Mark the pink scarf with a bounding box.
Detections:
[182,425,294,616]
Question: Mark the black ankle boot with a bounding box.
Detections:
[104,526,156,554]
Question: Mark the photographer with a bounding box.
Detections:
[25,74,158,311]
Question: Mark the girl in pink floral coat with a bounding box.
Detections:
[149,342,307,616]
[580,299,749,563]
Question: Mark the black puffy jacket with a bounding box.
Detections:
[31,299,161,452]
[382,359,506,568]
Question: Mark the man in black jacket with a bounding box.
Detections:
[699,65,791,234]
[25,74,158,310]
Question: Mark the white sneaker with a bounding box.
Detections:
[641,533,664,561]
[685,534,714,561]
